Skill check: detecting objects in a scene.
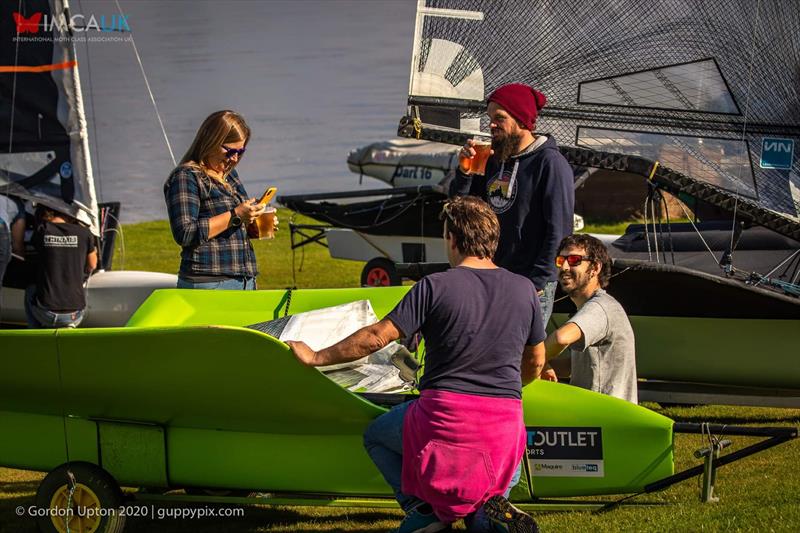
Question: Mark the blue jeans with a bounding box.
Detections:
[363,401,420,512]
[177,276,256,290]
[363,400,522,530]
[538,280,557,329]
[25,285,85,329]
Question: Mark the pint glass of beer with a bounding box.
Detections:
[459,138,492,175]
[252,207,278,239]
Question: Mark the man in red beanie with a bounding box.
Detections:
[450,82,575,328]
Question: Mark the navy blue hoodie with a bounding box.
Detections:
[450,136,575,290]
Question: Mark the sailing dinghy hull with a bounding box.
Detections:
[0,287,674,499]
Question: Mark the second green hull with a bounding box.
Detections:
[552,312,800,389]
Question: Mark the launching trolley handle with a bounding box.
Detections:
[645,423,797,494]
[596,422,796,513]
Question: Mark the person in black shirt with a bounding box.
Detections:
[25,206,97,328]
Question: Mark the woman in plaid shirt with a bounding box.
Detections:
[165,110,266,289]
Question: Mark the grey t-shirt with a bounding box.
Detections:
[568,289,638,403]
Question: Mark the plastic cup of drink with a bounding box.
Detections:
[459,138,492,175]
[253,207,277,239]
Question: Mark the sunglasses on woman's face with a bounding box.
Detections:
[222,145,246,159]
[555,254,594,268]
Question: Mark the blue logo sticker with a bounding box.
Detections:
[760,138,794,170]
[59,161,73,178]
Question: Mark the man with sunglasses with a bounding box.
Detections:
[542,234,637,403]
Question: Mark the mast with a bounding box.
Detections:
[55,0,98,235]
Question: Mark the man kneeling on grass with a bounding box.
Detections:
[288,196,545,533]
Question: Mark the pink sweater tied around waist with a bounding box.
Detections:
[401,389,526,523]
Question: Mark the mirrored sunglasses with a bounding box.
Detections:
[555,254,594,268]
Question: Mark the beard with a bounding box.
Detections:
[558,269,592,297]
[492,130,523,161]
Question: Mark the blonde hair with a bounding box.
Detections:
[178,110,251,183]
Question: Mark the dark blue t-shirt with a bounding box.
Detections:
[386,266,546,399]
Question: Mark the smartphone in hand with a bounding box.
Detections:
[258,186,277,205]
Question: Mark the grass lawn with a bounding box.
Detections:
[108,209,365,290]
[3,404,798,532]
[108,210,633,288]
[2,214,798,532]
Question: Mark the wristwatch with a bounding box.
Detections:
[229,208,242,227]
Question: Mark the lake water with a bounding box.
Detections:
[75,0,417,222]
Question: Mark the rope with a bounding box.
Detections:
[306,191,433,231]
[643,194,652,262]
[6,0,22,162]
[726,0,761,268]
[283,287,293,317]
[753,248,800,287]
[64,470,76,533]
[552,266,633,307]
[113,0,176,166]
[651,191,660,262]
[671,193,721,266]
[102,209,125,270]
[660,191,675,264]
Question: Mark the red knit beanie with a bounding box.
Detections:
[487,83,547,130]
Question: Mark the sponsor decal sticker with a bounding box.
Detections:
[44,235,78,248]
[391,165,434,181]
[760,138,794,170]
[526,427,604,477]
[60,161,73,179]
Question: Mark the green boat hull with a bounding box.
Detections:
[552,312,800,390]
[1,287,673,500]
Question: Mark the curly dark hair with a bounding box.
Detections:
[558,234,612,288]
[439,196,500,259]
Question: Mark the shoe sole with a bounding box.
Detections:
[484,495,538,533]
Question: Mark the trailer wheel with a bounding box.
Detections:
[35,462,126,533]
[361,258,400,287]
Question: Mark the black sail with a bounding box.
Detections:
[404,0,800,228]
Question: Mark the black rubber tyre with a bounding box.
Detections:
[361,258,401,287]
[35,462,126,533]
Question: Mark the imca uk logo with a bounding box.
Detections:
[12,11,130,34]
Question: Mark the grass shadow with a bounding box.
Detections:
[667,414,800,425]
